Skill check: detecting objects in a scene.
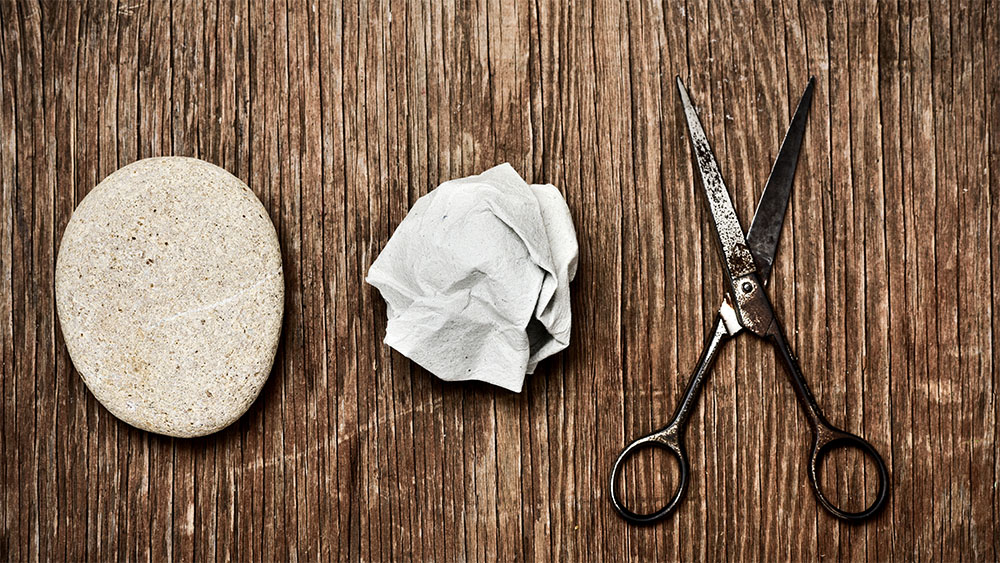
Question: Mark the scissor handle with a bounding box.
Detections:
[807,424,890,522]
[765,315,890,522]
[609,423,690,525]
[610,316,729,525]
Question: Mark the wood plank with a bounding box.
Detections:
[1,0,997,559]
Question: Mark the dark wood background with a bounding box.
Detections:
[2,0,997,560]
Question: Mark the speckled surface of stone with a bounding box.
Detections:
[55,157,284,438]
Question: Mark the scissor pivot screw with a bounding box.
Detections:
[742,281,754,294]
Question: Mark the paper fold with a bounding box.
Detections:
[366,163,578,392]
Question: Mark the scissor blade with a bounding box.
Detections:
[745,78,815,282]
[676,77,758,288]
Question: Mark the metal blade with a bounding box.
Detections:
[745,78,815,281]
[676,76,757,290]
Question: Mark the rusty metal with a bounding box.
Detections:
[609,77,889,526]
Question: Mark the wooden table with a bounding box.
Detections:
[2,0,996,560]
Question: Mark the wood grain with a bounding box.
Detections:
[1,0,997,560]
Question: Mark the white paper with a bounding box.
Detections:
[366,163,578,392]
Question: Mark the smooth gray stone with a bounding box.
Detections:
[56,157,284,437]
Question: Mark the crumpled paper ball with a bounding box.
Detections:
[366,163,578,392]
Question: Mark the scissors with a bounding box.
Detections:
[609,77,889,525]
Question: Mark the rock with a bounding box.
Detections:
[55,157,284,437]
